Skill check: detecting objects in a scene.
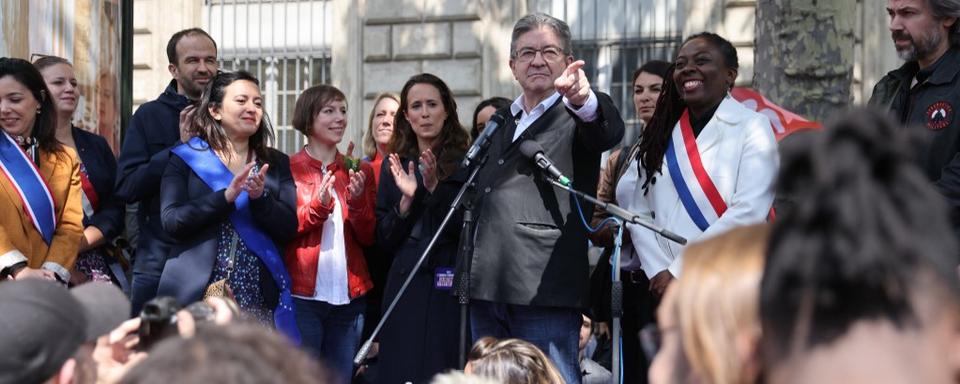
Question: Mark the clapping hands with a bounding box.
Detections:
[225,162,270,203]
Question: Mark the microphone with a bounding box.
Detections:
[519,140,571,186]
[462,113,506,168]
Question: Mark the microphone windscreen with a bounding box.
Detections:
[487,112,506,128]
[519,140,543,159]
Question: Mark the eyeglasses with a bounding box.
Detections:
[29,53,53,64]
[514,46,565,63]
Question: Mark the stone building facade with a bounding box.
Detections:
[127,0,898,153]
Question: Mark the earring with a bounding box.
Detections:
[36,107,41,115]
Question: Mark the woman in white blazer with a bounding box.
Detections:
[617,32,778,297]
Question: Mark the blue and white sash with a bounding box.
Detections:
[664,110,728,232]
[172,137,300,343]
[0,132,56,244]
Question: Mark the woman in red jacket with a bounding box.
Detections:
[284,85,377,382]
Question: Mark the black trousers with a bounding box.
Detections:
[591,256,660,384]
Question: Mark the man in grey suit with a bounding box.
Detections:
[466,12,625,384]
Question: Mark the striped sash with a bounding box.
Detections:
[664,110,727,231]
[0,132,56,244]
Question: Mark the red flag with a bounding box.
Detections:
[731,87,822,141]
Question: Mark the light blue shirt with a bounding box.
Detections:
[510,90,600,142]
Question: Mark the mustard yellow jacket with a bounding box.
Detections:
[0,147,83,280]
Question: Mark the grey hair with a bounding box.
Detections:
[929,0,960,46]
[509,12,573,57]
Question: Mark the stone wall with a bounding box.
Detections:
[131,0,203,109]
[334,0,524,148]
[683,0,897,104]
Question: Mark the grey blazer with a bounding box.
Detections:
[467,92,625,309]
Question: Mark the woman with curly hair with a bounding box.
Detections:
[375,73,470,383]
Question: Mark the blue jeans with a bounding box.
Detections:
[130,272,161,316]
[470,300,582,384]
[294,297,365,383]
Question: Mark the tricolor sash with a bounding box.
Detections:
[172,137,300,343]
[0,132,56,244]
[78,162,99,218]
[664,110,728,231]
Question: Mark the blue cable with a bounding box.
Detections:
[613,219,624,384]
[620,336,625,384]
[571,193,618,233]
[570,192,626,383]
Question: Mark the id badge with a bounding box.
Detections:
[434,267,455,291]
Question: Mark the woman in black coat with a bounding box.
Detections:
[158,71,299,340]
[375,73,470,383]
[35,56,126,286]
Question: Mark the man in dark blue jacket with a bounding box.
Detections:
[116,28,218,314]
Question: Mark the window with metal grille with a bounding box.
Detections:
[530,0,684,145]
[218,57,331,154]
[572,37,681,145]
[205,0,332,155]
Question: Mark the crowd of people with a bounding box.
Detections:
[2,1,960,383]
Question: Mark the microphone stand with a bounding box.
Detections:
[544,177,686,384]
[545,178,687,246]
[354,155,487,367]
[454,201,476,368]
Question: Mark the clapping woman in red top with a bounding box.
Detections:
[284,85,377,382]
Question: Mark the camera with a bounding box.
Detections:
[137,296,181,351]
[136,297,221,351]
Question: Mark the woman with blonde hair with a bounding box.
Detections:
[361,92,399,187]
[34,55,125,286]
[650,224,769,384]
[466,337,565,384]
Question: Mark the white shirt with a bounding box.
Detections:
[293,188,351,305]
[510,90,600,142]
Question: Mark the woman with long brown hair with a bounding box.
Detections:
[158,70,299,340]
[375,73,470,383]
[0,57,83,283]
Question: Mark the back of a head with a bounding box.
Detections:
[120,323,328,384]
[0,279,87,384]
[431,371,500,384]
[673,224,769,384]
[760,108,960,363]
[466,337,565,384]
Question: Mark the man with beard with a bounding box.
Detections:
[870,0,960,232]
[116,28,217,314]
